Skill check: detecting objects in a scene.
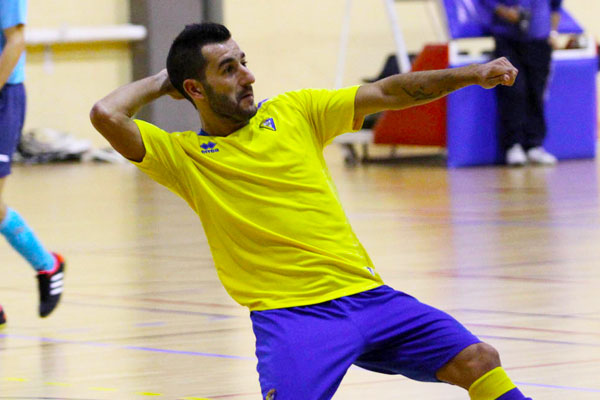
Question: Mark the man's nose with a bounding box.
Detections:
[240,66,255,86]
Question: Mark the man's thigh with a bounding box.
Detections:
[0,84,25,178]
[349,286,480,382]
[250,303,362,400]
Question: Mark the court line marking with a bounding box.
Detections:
[430,270,582,284]
[65,290,241,310]
[466,322,600,338]
[4,372,600,396]
[0,397,102,400]
[478,334,600,348]
[0,333,254,360]
[515,381,600,393]
[1,378,214,399]
[3,377,28,382]
[63,300,235,320]
[451,308,600,322]
[509,358,600,371]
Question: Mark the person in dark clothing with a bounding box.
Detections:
[482,0,562,166]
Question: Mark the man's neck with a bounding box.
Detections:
[200,115,249,137]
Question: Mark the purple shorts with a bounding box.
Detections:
[0,83,26,178]
[250,285,480,400]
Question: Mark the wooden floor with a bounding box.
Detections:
[1,146,600,400]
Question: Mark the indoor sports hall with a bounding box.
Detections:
[0,1,599,399]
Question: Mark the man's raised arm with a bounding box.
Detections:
[90,69,180,162]
[353,57,517,130]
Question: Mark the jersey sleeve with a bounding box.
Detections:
[130,119,183,192]
[289,86,360,147]
[0,0,27,30]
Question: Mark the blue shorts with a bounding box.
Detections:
[250,285,480,400]
[0,83,26,178]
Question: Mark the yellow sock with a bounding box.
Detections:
[468,367,516,400]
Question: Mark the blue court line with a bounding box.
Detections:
[2,333,599,396]
[63,300,236,320]
[348,212,600,229]
[135,321,167,327]
[478,334,600,348]
[515,381,600,393]
[0,333,254,361]
[452,308,600,322]
[0,398,102,400]
[449,218,600,229]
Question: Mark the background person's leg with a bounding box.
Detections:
[0,84,55,272]
[522,40,552,150]
[494,37,528,153]
[0,181,55,272]
[0,84,64,318]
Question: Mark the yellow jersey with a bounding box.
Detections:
[131,86,384,310]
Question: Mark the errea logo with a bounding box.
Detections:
[201,141,219,154]
[260,117,276,131]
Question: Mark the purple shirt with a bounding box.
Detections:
[481,0,562,40]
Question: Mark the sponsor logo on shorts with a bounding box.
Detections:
[0,154,10,162]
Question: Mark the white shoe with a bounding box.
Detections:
[506,144,527,166]
[527,147,557,165]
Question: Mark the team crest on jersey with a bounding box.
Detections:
[200,141,219,154]
[260,117,276,131]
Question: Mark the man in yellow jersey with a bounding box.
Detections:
[91,23,529,400]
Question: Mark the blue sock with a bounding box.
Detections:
[0,208,55,271]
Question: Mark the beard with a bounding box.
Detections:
[204,82,257,123]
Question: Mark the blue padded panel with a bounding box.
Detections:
[543,57,597,159]
[442,0,584,39]
[447,84,502,167]
[447,56,597,167]
[442,0,492,39]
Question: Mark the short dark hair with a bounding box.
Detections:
[167,23,231,103]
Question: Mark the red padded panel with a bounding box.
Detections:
[373,44,449,146]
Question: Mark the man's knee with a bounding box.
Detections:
[436,342,501,389]
[465,342,500,372]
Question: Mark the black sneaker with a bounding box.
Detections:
[37,253,65,318]
[0,305,6,326]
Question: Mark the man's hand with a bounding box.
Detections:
[157,69,185,100]
[475,57,518,89]
[496,5,521,24]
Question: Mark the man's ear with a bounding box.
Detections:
[183,78,204,101]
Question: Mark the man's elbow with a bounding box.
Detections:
[90,101,106,123]
[90,102,117,138]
